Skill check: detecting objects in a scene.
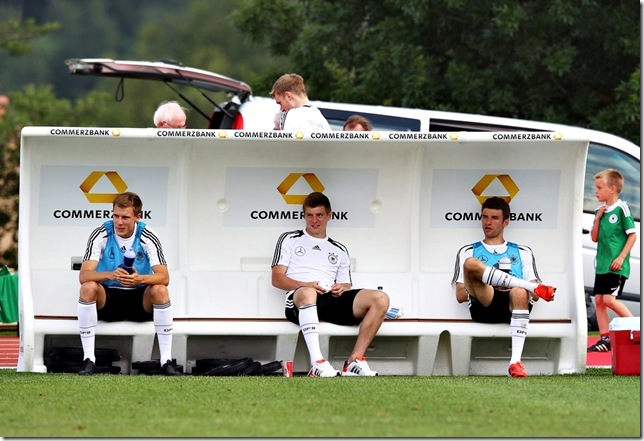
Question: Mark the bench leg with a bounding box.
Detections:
[171,334,188,369]
[131,334,156,364]
[450,335,473,376]
[416,335,440,375]
[275,334,298,362]
[318,335,331,361]
[557,335,581,374]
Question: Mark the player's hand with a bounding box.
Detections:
[315,281,332,294]
[610,256,624,272]
[110,268,125,281]
[329,284,344,297]
[116,267,139,287]
[596,204,607,219]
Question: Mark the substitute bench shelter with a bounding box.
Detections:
[17,127,588,375]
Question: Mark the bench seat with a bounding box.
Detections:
[25,315,576,376]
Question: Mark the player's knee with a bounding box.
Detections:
[294,286,317,305]
[147,285,170,304]
[371,289,390,312]
[463,257,483,277]
[79,282,100,302]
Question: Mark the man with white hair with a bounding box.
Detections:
[153,100,187,129]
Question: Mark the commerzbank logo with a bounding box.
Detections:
[79,171,128,203]
[471,174,519,204]
[277,172,325,204]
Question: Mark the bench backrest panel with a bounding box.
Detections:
[20,128,587,324]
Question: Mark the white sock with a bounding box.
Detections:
[482,266,538,292]
[77,301,97,363]
[153,302,173,363]
[298,304,324,365]
[510,310,530,364]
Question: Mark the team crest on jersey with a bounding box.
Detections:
[295,246,306,256]
[609,214,618,224]
[478,255,488,264]
[328,253,338,265]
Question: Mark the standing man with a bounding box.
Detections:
[153,100,187,129]
[271,192,389,377]
[452,197,556,377]
[270,73,331,132]
[76,192,180,376]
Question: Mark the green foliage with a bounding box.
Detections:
[233,0,640,144]
[0,86,111,268]
[0,369,639,437]
[230,0,305,57]
[0,18,60,57]
[591,68,641,146]
[0,0,285,267]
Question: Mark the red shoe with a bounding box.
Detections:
[534,284,556,302]
[508,361,528,378]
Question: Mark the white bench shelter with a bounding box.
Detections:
[17,127,588,375]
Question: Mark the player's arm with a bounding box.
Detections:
[455,283,468,304]
[138,264,169,286]
[522,248,541,301]
[452,246,469,303]
[79,259,119,284]
[611,232,637,271]
[111,263,169,288]
[329,257,352,295]
[590,205,607,242]
[271,264,319,291]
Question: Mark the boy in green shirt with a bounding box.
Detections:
[587,169,637,352]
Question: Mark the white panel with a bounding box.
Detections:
[18,128,587,326]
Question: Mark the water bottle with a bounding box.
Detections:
[122,249,136,274]
[498,256,512,273]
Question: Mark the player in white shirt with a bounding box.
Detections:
[271,192,389,377]
[451,197,556,378]
[270,73,332,132]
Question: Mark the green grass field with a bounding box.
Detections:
[0,368,639,437]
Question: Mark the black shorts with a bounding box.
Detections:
[97,285,153,322]
[593,273,627,297]
[468,289,533,324]
[285,289,363,326]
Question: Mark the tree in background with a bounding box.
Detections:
[0,0,286,129]
[95,0,287,128]
[0,8,111,269]
[232,0,640,145]
[0,11,57,268]
[0,0,286,268]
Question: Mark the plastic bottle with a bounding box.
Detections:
[122,249,136,274]
[498,256,512,273]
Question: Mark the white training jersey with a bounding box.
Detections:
[451,241,541,286]
[281,104,332,132]
[83,222,166,267]
[271,229,352,289]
